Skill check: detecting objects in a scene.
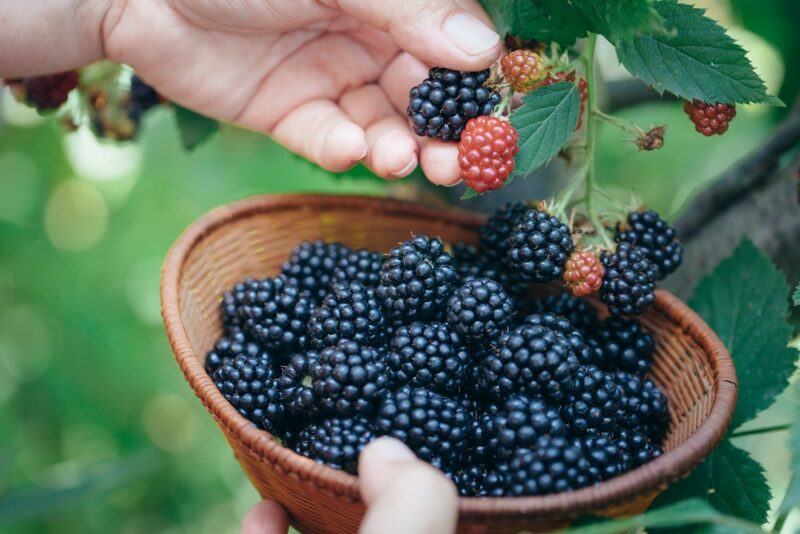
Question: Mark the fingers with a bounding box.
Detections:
[420,139,461,186]
[241,500,290,534]
[324,0,501,71]
[358,438,458,534]
[272,99,368,172]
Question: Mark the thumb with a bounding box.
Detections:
[358,437,458,534]
[323,0,502,71]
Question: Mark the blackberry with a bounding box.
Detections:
[684,100,736,136]
[308,281,385,349]
[615,371,669,443]
[204,329,268,375]
[483,394,566,460]
[600,242,656,316]
[221,275,312,353]
[586,317,655,374]
[458,116,520,193]
[615,210,682,280]
[375,387,474,470]
[311,340,392,417]
[581,434,630,481]
[452,243,526,299]
[376,236,459,321]
[407,67,501,141]
[503,435,595,496]
[212,354,280,429]
[385,322,470,395]
[129,75,162,112]
[293,416,375,474]
[449,465,505,497]
[478,202,527,262]
[507,208,574,283]
[282,241,351,302]
[276,351,319,420]
[477,324,579,403]
[528,292,599,333]
[447,278,515,345]
[561,365,624,436]
[522,312,592,366]
[615,428,663,468]
[333,248,383,287]
[6,71,79,110]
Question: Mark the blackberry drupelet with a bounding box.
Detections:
[311,340,392,417]
[452,243,526,299]
[375,387,474,470]
[503,435,595,496]
[333,248,383,288]
[581,434,630,481]
[385,322,470,395]
[212,354,280,430]
[447,278,515,345]
[277,351,319,420]
[477,323,579,403]
[586,317,655,374]
[484,394,566,460]
[561,365,624,436]
[615,210,682,280]
[528,292,599,333]
[478,202,527,262]
[376,236,459,321]
[204,329,268,375]
[615,428,663,468]
[221,275,313,353]
[308,281,385,349]
[282,240,351,302]
[615,371,669,443]
[293,416,375,474]
[406,67,501,141]
[600,242,656,316]
[522,312,592,366]
[507,208,574,283]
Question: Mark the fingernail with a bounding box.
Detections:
[390,154,418,179]
[443,13,500,56]
[363,437,417,464]
[356,141,369,160]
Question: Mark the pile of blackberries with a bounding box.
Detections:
[206,203,678,497]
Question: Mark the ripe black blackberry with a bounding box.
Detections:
[477,323,579,403]
[528,292,599,333]
[375,387,474,470]
[308,281,385,349]
[581,434,630,481]
[6,71,79,110]
[407,67,501,141]
[478,202,528,261]
[204,329,268,375]
[600,242,656,316]
[311,340,392,417]
[507,208,574,283]
[522,312,592,366]
[586,317,655,374]
[277,351,320,420]
[376,236,459,321]
[221,275,313,353]
[503,435,595,496]
[615,371,669,443]
[212,354,280,430]
[130,75,162,112]
[449,465,505,497]
[614,428,664,468]
[615,210,682,280]
[447,278,515,345]
[293,416,375,474]
[561,365,624,436]
[282,241,351,302]
[483,394,566,460]
[452,243,526,299]
[333,248,383,288]
[385,322,469,395]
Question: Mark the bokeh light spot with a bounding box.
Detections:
[0,304,52,382]
[142,394,199,453]
[44,179,108,251]
[0,152,42,224]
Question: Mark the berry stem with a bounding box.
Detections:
[492,88,515,118]
[592,109,645,137]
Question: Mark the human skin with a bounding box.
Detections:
[0,0,503,185]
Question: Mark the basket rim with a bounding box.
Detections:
[161,193,738,520]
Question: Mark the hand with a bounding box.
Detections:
[240,437,458,534]
[100,0,502,184]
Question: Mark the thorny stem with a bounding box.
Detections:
[493,88,515,119]
[592,109,645,137]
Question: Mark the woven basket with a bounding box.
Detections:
[161,194,737,533]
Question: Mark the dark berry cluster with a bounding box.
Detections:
[206,211,670,495]
[615,210,682,280]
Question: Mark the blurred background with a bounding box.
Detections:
[1,1,798,532]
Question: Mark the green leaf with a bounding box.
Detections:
[571,0,665,42]
[779,393,800,514]
[461,188,479,200]
[173,105,219,150]
[793,282,800,306]
[479,0,589,46]
[688,239,798,429]
[615,0,782,105]
[510,81,580,179]
[565,498,764,534]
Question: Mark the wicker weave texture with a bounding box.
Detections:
[161,194,737,534]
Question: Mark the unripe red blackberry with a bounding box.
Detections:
[564,249,604,297]
[500,50,549,93]
[540,71,588,129]
[683,100,736,136]
[457,116,519,193]
[5,71,79,110]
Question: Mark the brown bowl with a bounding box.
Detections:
[161,194,737,533]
